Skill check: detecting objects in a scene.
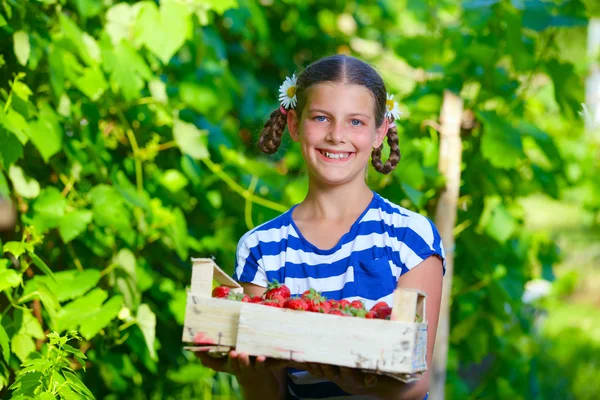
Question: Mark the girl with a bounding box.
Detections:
[197,54,444,400]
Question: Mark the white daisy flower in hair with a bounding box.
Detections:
[385,93,402,121]
[279,74,298,109]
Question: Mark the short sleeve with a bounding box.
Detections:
[399,214,446,276]
[233,233,268,287]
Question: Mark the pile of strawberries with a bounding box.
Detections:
[211,280,393,320]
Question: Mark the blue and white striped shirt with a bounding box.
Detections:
[234,191,445,399]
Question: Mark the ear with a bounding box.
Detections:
[287,109,300,142]
[374,118,389,148]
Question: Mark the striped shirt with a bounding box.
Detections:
[234,191,445,399]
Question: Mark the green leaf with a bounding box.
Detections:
[201,0,238,14]
[0,130,24,169]
[546,59,584,119]
[0,108,29,145]
[58,210,93,243]
[179,82,219,114]
[105,2,142,46]
[19,281,60,324]
[57,288,108,332]
[0,324,10,363]
[166,207,188,260]
[89,185,133,234]
[37,392,56,400]
[135,1,192,63]
[72,65,107,101]
[11,334,35,362]
[26,104,63,163]
[9,370,42,396]
[31,187,67,233]
[13,31,30,66]
[113,248,136,279]
[174,120,209,160]
[79,295,123,340]
[0,169,9,197]
[28,252,56,281]
[160,169,189,193]
[63,370,95,399]
[3,241,33,259]
[0,269,22,292]
[103,41,152,102]
[16,309,45,339]
[137,304,156,359]
[8,165,40,199]
[27,270,100,303]
[478,111,524,169]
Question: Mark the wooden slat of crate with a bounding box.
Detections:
[236,304,420,374]
[181,295,241,347]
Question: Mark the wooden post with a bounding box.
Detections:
[431,90,464,400]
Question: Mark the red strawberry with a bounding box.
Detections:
[376,306,392,319]
[241,294,251,302]
[265,280,291,300]
[328,309,346,316]
[250,296,263,303]
[365,311,377,319]
[262,294,285,307]
[212,286,230,298]
[370,301,389,312]
[302,289,330,313]
[350,300,365,310]
[327,299,339,309]
[338,299,350,309]
[284,298,309,311]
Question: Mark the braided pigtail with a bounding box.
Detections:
[371,123,401,174]
[258,108,288,154]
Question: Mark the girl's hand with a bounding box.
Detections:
[196,350,284,382]
[304,363,378,395]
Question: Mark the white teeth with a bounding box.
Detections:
[322,151,350,159]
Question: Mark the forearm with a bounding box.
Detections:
[237,370,285,400]
[369,376,428,400]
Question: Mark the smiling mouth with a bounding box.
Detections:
[318,149,353,159]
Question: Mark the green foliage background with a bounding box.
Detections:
[0,0,598,399]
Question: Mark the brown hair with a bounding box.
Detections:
[258,55,400,174]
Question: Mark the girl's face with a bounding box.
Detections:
[287,82,388,187]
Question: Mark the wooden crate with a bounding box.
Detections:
[182,258,428,382]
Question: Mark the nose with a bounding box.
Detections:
[326,121,346,144]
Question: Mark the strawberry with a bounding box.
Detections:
[302,289,330,313]
[262,294,285,307]
[212,286,230,298]
[350,300,365,310]
[241,294,251,302]
[370,301,389,312]
[265,280,291,300]
[370,301,392,319]
[328,309,346,316]
[327,299,339,309]
[284,298,309,311]
[365,311,377,319]
[250,296,263,303]
[338,299,351,309]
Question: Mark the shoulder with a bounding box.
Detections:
[236,207,295,254]
[372,193,438,236]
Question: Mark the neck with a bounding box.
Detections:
[299,175,373,221]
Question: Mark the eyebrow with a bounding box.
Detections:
[308,108,372,120]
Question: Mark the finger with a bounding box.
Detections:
[228,351,241,375]
[196,352,227,371]
[238,352,251,368]
[254,355,267,370]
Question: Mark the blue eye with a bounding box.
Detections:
[314,116,327,122]
[351,119,363,126]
